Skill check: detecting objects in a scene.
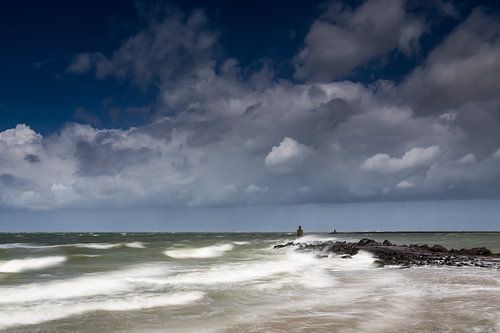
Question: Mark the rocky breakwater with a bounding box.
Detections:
[274,238,500,269]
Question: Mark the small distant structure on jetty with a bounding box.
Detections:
[296,225,304,238]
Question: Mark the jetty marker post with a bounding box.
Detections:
[296,225,304,238]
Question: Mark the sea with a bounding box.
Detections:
[0,232,499,333]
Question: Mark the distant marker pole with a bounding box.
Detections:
[296,225,304,238]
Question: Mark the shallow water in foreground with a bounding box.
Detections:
[0,232,499,332]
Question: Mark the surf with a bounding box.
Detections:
[0,256,67,273]
[164,243,235,258]
[0,265,168,304]
[0,291,204,330]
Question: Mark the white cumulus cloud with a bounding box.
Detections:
[361,146,441,173]
[245,184,269,194]
[396,180,416,189]
[265,137,313,174]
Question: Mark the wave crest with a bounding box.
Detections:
[0,242,146,250]
[0,291,204,330]
[0,265,167,304]
[0,256,66,273]
[0,243,53,249]
[69,242,146,249]
[164,243,234,259]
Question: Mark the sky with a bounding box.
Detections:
[1,0,500,231]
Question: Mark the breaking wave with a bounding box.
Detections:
[69,242,146,249]
[71,254,100,258]
[0,242,146,250]
[164,243,234,259]
[295,234,340,243]
[0,291,204,330]
[137,251,355,288]
[233,241,251,245]
[0,265,168,304]
[124,241,146,248]
[0,243,54,249]
[0,256,67,273]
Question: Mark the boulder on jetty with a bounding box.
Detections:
[273,238,500,269]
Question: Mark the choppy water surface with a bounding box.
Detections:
[0,232,499,332]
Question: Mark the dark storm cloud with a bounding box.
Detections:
[293,0,426,81]
[1,1,500,210]
[0,173,29,188]
[75,141,155,176]
[397,8,500,160]
[185,120,233,147]
[402,9,500,114]
[24,154,41,164]
[68,9,217,87]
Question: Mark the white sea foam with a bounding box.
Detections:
[125,241,146,248]
[71,254,101,258]
[0,242,146,250]
[68,242,145,249]
[138,250,381,292]
[0,256,67,273]
[233,241,250,245]
[329,250,377,270]
[71,243,121,249]
[0,243,54,249]
[296,234,339,243]
[220,270,419,333]
[0,291,204,330]
[0,265,167,304]
[164,243,234,259]
[139,251,337,288]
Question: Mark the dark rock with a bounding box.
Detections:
[273,242,295,249]
[373,260,385,268]
[273,238,499,269]
[358,238,381,246]
[463,247,492,256]
[429,244,448,252]
[382,240,393,246]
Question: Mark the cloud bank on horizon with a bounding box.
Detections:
[1,0,500,210]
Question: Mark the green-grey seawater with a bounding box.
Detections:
[0,232,499,332]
